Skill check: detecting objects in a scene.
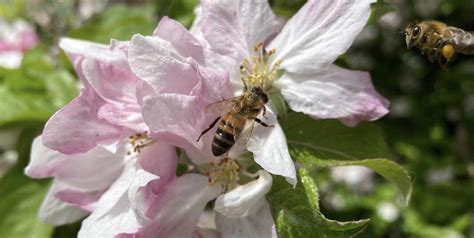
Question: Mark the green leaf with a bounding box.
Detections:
[68,4,156,43]
[282,113,412,204]
[369,0,396,24]
[0,48,78,127]
[0,171,52,238]
[268,168,369,238]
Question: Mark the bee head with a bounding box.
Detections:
[247,86,268,104]
[405,21,423,49]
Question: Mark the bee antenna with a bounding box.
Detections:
[390,30,405,35]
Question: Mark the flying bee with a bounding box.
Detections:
[197,82,273,157]
[405,20,474,68]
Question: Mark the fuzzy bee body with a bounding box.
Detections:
[198,86,271,157]
[213,107,256,156]
[405,20,474,68]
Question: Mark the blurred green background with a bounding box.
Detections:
[0,0,473,237]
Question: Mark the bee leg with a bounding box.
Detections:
[197,117,221,142]
[254,118,274,128]
[262,106,268,119]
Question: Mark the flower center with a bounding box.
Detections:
[240,43,282,90]
[127,132,155,155]
[206,157,240,191]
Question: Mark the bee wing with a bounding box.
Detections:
[235,119,256,146]
[204,96,243,116]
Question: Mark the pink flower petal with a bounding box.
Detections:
[201,0,280,62]
[137,143,177,187]
[78,142,177,237]
[142,94,216,165]
[120,174,222,238]
[215,199,275,238]
[82,57,139,105]
[54,189,101,212]
[153,16,205,65]
[268,0,376,74]
[52,146,124,193]
[59,38,124,83]
[25,136,64,178]
[274,65,389,126]
[128,34,198,94]
[131,143,178,220]
[59,38,126,66]
[215,170,272,218]
[27,135,125,210]
[247,106,296,185]
[141,66,231,165]
[39,182,89,226]
[98,103,147,132]
[42,87,122,154]
[78,161,147,237]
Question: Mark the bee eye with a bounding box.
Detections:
[412,26,421,38]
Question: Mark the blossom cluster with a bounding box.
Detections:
[25,0,387,237]
[0,17,38,69]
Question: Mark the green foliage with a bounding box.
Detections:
[68,4,157,43]
[368,0,396,24]
[0,48,77,127]
[0,170,52,238]
[282,113,412,203]
[0,128,52,238]
[154,0,199,27]
[267,113,412,237]
[268,168,369,238]
[0,0,24,20]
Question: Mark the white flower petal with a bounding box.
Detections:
[247,107,296,185]
[42,87,122,154]
[268,0,376,74]
[153,16,205,64]
[122,174,222,238]
[0,51,23,69]
[78,160,143,237]
[128,168,159,224]
[25,136,64,178]
[39,182,89,226]
[215,199,275,238]
[128,34,198,94]
[275,65,389,125]
[215,170,272,218]
[201,0,280,61]
[53,146,124,193]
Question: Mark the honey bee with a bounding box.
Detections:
[405,20,474,68]
[197,84,273,157]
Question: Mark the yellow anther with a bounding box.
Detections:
[207,157,240,191]
[127,132,155,155]
[241,43,282,90]
[268,48,276,56]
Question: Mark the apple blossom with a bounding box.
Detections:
[183,0,389,184]
[24,37,177,237]
[22,0,395,236]
[0,18,38,68]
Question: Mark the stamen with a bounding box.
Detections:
[127,132,155,155]
[240,43,282,90]
[207,157,240,191]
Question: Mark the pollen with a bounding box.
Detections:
[442,44,455,59]
[206,157,240,191]
[127,132,155,155]
[240,42,282,90]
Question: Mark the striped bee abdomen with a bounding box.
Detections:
[211,114,245,156]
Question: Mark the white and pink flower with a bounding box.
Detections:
[24,0,390,237]
[0,18,38,68]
